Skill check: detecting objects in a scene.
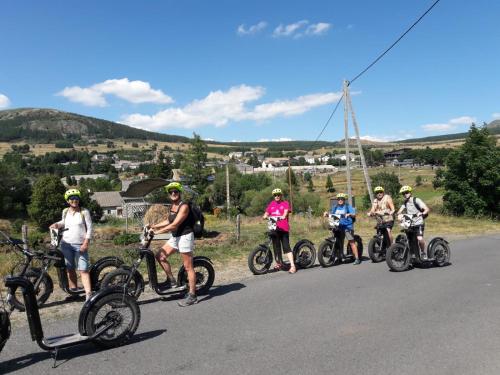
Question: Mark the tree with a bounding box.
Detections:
[325,175,335,193]
[287,167,297,187]
[441,124,499,217]
[415,175,423,186]
[181,133,210,193]
[363,171,401,208]
[433,168,445,189]
[150,153,173,179]
[307,178,315,192]
[28,175,66,230]
[0,160,32,217]
[303,172,312,182]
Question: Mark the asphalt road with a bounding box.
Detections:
[2,234,500,375]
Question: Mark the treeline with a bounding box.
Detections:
[399,147,452,165]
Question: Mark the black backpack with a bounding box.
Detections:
[187,201,205,238]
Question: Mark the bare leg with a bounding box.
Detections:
[417,236,427,257]
[80,271,91,296]
[350,240,359,259]
[180,252,196,295]
[67,269,78,289]
[387,228,393,244]
[156,245,177,280]
[286,252,296,273]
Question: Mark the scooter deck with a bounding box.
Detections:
[43,333,89,347]
[156,284,188,295]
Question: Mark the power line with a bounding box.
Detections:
[349,0,442,85]
[308,0,442,150]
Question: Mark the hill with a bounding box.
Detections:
[397,121,500,144]
[0,108,191,143]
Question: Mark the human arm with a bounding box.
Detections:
[415,198,430,217]
[80,209,93,252]
[154,204,189,234]
[387,196,395,215]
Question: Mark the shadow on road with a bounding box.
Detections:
[198,282,246,303]
[0,329,166,373]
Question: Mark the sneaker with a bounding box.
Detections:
[178,293,198,307]
[420,252,428,260]
[353,259,362,265]
[85,293,92,302]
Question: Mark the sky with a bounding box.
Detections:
[1,0,499,143]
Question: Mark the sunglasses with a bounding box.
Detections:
[168,190,180,195]
[273,194,282,197]
[68,196,80,201]
[402,192,411,195]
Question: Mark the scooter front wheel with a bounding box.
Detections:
[101,269,144,299]
[368,237,384,263]
[8,269,53,311]
[85,292,140,349]
[248,246,273,275]
[318,241,337,267]
[386,243,410,272]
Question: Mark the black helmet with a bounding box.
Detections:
[0,309,11,353]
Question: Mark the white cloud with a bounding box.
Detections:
[0,93,11,109]
[305,23,331,36]
[273,20,308,37]
[422,123,454,132]
[491,113,500,119]
[347,24,354,30]
[122,85,342,131]
[237,21,267,35]
[257,138,293,142]
[449,116,476,125]
[359,135,399,143]
[421,115,476,132]
[57,78,173,107]
[203,138,215,141]
[273,20,331,38]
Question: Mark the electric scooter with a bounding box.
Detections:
[247,217,317,275]
[0,275,140,368]
[385,214,451,272]
[367,213,392,263]
[2,227,123,311]
[317,214,363,267]
[101,226,215,299]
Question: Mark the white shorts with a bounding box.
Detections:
[166,232,195,253]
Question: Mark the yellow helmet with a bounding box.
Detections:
[272,188,282,196]
[165,182,183,193]
[336,192,348,199]
[64,188,81,201]
[400,185,413,194]
[374,186,384,193]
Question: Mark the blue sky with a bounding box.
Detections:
[1,0,499,142]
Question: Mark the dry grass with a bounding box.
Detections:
[143,204,170,226]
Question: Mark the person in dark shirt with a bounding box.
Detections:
[151,182,197,306]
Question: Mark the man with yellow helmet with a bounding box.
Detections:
[397,185,431,259]
[367,186,395,244]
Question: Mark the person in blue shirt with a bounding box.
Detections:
[323,192,361,265]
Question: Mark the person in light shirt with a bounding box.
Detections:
[50,188,93,301]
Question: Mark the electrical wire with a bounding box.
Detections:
[307,0,442,150]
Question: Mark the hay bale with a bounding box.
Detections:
[94,227,123,240]
[143,204,170,226]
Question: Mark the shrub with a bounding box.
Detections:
[113,233,140,245]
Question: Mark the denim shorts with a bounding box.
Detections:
[60,241,90,271]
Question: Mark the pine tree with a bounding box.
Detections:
[325,175,335,193]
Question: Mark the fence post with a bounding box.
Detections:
[22,224,28,250]
[125,204,128,234]
[236,214,241,242]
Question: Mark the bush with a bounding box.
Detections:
[113,233,140,245]
[363,172,401,209]
[28,175,66,230]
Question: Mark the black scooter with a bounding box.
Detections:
[247,217,317,275]
[367,213,392,263]
[101,226,215,299]
[317,214,363,267]
[386,214,451,271]
[0,275,140,367]
[2,227,123,311]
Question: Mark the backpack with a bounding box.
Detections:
[62,207,88,232]
[332,204,356,223]
[186,201,205,238]
[404,197,428,218]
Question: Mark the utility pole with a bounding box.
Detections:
[288,158,293,213]
[226,163,230,219]
[343,80,353,206]
[346,87,374,203]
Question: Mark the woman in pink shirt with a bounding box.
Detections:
[262,188,297,274]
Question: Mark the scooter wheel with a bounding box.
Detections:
[248,246,272,275]
[368,237,384,263]
[386,243,410,272]
[8,269,53,312]
[85,292,140,349]
[318,241,337,267]
[101,269,144,299]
